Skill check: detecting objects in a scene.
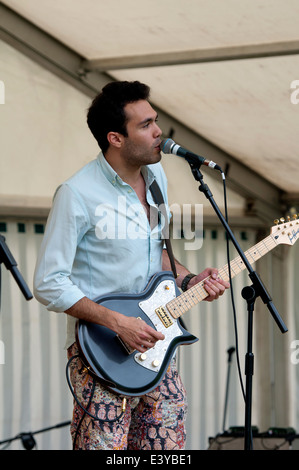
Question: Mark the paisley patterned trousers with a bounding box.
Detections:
[67,342,188,450]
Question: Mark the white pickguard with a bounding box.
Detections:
[135,280,182,372]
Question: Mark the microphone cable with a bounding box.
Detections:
[221,172,246,403]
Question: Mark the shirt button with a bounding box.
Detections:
[127,189,132,193]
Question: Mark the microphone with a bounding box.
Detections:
[160,138,222,172]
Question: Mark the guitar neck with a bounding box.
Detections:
[166,233,278,319]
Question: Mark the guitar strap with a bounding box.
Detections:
[149,179,178,279]
[149,181,188,331]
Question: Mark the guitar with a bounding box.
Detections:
[76,217,299,396]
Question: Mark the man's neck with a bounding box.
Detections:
[103,150,150,221]
[104,150,142,188]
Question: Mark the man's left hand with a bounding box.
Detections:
[187,268,230,302]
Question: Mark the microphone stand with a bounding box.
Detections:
[0,234,33,302]
[222,347,235,433]
[184,156,288,450]
[0,420,71,450]
[0,239,64,451]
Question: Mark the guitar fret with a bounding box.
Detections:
[167,281,208,318]
[166,233,280,319]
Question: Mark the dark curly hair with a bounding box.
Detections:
[87,80,150,153]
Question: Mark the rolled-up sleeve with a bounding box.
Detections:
[33,184,88,312]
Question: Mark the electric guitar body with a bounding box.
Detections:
[76,271,198,396]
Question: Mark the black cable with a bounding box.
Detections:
[66,354,126,449]
[222,173,253,448]
[72,372,96,450]
[222,175,246,401]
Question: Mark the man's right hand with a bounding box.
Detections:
[114,314,165,353]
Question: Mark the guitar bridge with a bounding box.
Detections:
[155,306,173,328]
[116,335,136,355]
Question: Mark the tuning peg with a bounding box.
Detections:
[292,214,298,220]
[280,217,285,223]
[274,219,279,225]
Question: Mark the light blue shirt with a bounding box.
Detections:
[33,152,170,348]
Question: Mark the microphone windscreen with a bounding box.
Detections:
[160,138,175,154]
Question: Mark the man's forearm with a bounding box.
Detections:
[65,296,123,332]
[65,296,165,353]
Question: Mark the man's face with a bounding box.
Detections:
[120,100,162,167]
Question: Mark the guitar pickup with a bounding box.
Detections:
[155,306,173,328]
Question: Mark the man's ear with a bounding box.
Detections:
[107,131,124,149]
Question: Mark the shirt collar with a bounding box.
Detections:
[97,152,120,185]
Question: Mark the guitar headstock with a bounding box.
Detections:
[271,215,299,245]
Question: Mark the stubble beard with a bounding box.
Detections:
[121,140,162,168]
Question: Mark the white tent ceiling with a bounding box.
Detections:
[1,0,299,222]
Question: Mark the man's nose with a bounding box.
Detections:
[153,122,162,137]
